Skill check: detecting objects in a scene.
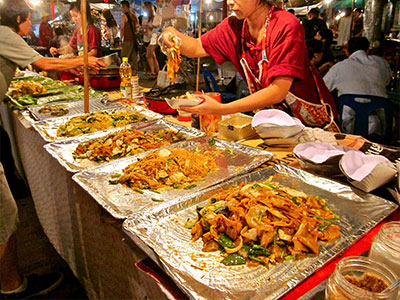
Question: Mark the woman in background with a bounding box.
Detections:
[103,9,119,47]
[142,1,159,78]
[50,0,101,57]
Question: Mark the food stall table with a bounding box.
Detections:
[9,106,399,300]
[11,111,171,300]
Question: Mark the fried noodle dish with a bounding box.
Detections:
[112,148,220,191]
[166,35,181,84]
[57,110,146,137]
[186,178,341,267]
[8,80,46,98]
[73,128,185,162]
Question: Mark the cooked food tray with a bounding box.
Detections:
[123,165,398,300]
[28,98,121,121]
[44,119,205,172]
[72,137,273,219]
[32,105,162,142]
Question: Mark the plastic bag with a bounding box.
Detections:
[152,7,162,27]
[157,65,171,88]
[161,2,176,20]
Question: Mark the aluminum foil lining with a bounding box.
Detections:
[32,105,162,142]
[123,165,398,300]
[44,119,205,173]
[27,98,121,121]
[72,137,274,219]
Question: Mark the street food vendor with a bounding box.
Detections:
[161,0,339,131]
[0,1,105,297]
[50,0,102,57]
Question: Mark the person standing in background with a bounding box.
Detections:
[336,7,352,46]
[314,28,335,76]
[352,8,363,38]
[120,0,139,72]
[304,8,327,41]
[38,11,54,50]
[50,0,102,57]
[142,2,159,79]
[102,9,119,47]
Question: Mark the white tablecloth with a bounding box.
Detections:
[12,112,171,300]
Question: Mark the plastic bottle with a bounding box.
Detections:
[119,57,132,100]
[131,74,139,99]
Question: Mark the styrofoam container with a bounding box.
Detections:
[252,109,304,139]
[340,150,397,192]
[294,142,353,176]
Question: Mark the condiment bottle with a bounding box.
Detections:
[119,57,132,100]
[369,221,400,276]
[325,256,398,300]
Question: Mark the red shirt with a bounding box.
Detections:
[201,9,337,116]
[39,21,54,49]
[69,25,102,57]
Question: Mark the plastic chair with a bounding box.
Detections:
[338,94,393,139]
[201,67,236,103]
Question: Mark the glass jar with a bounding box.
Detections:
[369,221,400,276]
[325,256,398,300]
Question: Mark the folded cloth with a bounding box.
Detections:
[298,127,338,146]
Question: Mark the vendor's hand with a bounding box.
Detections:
[49,47,58,56]
[159,27,180,53]
[87,56,107,72]
[69,68,82,76]
[180,94,224,115]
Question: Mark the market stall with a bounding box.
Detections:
[3,70,398,299]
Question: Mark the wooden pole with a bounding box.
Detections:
[196,0,203,91]
[81,0,89,113]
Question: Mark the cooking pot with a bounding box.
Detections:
[143,83,191,114]
[86,66,121,89]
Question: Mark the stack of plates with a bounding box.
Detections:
[252,109,305,146]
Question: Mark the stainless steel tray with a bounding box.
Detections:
[44,119,205,172]
[27,98,121,121]
[72,137,273,219]
[32,105,162,142]
[123,165,398,300]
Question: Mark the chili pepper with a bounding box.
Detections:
[221,253,246,266]
[218,233,235,248]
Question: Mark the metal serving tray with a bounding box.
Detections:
[44,119,205,172]
[27,98,121,121]
[123,165,398,300]
[32,105,162,142]
[72,137,273,219]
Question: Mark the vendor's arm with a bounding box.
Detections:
[33,56,105,71]
[161,26,209,58]
[181,76,293,115]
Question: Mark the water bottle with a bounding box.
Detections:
[119,57,132,100]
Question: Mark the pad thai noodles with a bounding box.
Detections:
[57,110,146,137]
[113,148,220,191]
[185,177,341,267]
[166,35,181,84]
[73,128,185,162]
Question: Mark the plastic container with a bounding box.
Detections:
[218,113,255,141]
[131,75,139,99]
[200,92,222,135]
[119,57,132,100]
[325,256,399,300]
[369,221,400,276]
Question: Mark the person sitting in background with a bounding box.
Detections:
[306,39,323,66]
[314,28,335,76]
[304,8,327,41]
[48,27,68,50]
[50,0,102,57]
[336,7,352,46]
[323,37,392,134]
[352,8,363,38]
[38,11,54,50]
[103,9,119,47]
